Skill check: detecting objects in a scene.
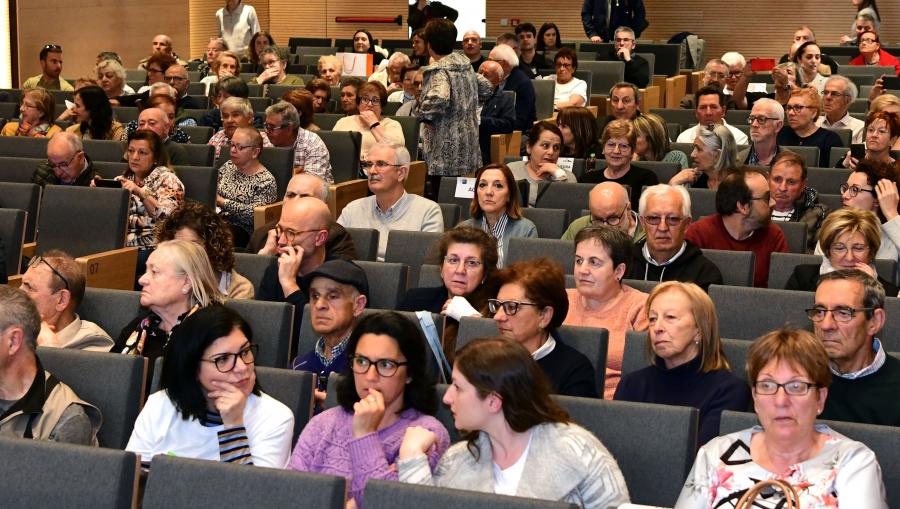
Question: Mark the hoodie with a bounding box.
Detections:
[626,240,723,291]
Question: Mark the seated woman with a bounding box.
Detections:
[536,22,563,57]
[491,258,598,397]
[251,46,304,86]
[398,337,630,508]
[581,119,659,206]
[96,58,134,99]
[674,328,888,508]
[113,239,224,361]
[868,94,900,151]
[340,77,363,116]
[458,164,538,266]
[509,121,578,207]
[316,56,343,87]
[65,85,125,140]
[792,41,828,93]
[155,201,256,299]
[288,311,451,506]
[615,282,750,445]
[787,208,899,295]
[839,111,899,169]
[670,124,738,190]
[850,30,900,76]
[334,81,405,161]
[200,51,241,96]
[632,113,689,169]
[556,106,601,160]
[834,159,900,266]
[306,78,332,113]
[565,227,649,398]
[207,96,272,159]
[0,88,61,138]
[244,31,275,74]
[547,48,587,110]
[776,87,843,167]
[127,304,294,468]
[281,88,320,132]
[197,37,227,78]
[352,29,386,66]
[216,127,277,247]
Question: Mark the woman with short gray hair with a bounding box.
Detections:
[669,124,738,190]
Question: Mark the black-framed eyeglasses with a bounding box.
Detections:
[642,215,686,227]
[350,355,408,377]
[840,183,876,197]
[805,306,875,323]
[275,224,322,244]
[360,160,403,172]
[753,380,817,396]
[30,255,69,292]
[591,205,627,226]
[784,104,814,113]
[264,123,290,132]
[202,343,258,373]
[488,299,541,316]
[747,115,779,125]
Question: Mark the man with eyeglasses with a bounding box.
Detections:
[32,132,98,188]
[738,98,784,166]
[478,60,516,164]
[22,44,73,91]
[263,101,333,184]
[0,286,101,443]
[679,60,736,110]
[596,27,649,88]
[626,185,722,291]
[20,251,113,352]
[816,75,865,143]
[686,168,788,287]
[562,182,645,243]
[811,269,900,426]
[676,85,748,145]
[337,142,443,261]
[163,64,198,111]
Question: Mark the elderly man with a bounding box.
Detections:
[478,60,516,164]
[489,44,537,133]
[0,286,101,443]
[20,251,113,351]
[264,101,333,184]
[739,98,784,166]
[627,185,723,291]
[676,86,749,145]
[817,75,864,143]
[22,44,72,91]
[842,13,878,46]
[389,65,420,104]
[136,107,189,166]
[599,82,642,133]
[516,23,548,78]
[317,55,343,87]
[138,34,187,70]
[396,68,425,117]
[369,52,411,96]
[768,151,826,251]
[562,182,646,243]
[598,27,649,88]
[463,30,485,72]
[813,270,900,426]
[217,0,260,55]
[686,168,788,287]
[338,142,443,261]
[680,60,734,109]
[292,259,368,404]
[163,64,198,110]
[32,132,98,187]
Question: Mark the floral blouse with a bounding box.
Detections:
[125,166,185,249]
[674,425,887,509]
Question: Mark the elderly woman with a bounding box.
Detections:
[632,113,689,169]
[670,124,738,190]
[96,58,134,99]
[509,121,578,207]
[155,201,256,299]
[65,85,125,140]
[334,81,404,160]
[850,31,900,76]
[557,106,601,160]
[245,31,276,74]
[137,53,177,95]
[674,328,888,508]
[548,47,587,110]
[582,119,659,205]
[316,55,342,87]
[306,78,332,113]
[198,37,228,78]
[281,89,320,132]
[459,164,538,266]
[537,22,563,55]
[252,46,304,86]
[491,258,597,397]
[777,87,843,167]
[127,304,294,467]
[792,41,828,93]
[200,51,241,96]
[398,338,630,508]
[565,227,649,398]
[216,127,277,247]
[1,88,61,138]
[207,96,272,159]
[615,282,750,444]
[289,312,450,507]
[339,77,363,116]
[869,94,900,150]
[352,29,385,66]
[113,239,224,361]
[841,111,899,170]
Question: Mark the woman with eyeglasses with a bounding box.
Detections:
[490,258,598,397]
[1,88,61,138]
[64,85,125,141]
[334,81,404,162]
[244,32,276,74]
[839,111,899,170]
[615,282,749,445]
[127,304,294,468]
[582,119,659,206]
[777,87,843,167]
[674,328,887,508]
[547,48,587,110]
[850,30,900,76]
[397,338,630,509]
[670,124,737,190]
[564,227,648,398]
[288,311,450,507]
[207,96,273,160]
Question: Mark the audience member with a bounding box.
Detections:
[265,101,332,183]
[335,81,404,161]
[217,0,260,55]
[251,46,304,86]
[351,29,385,66]
[599,82,642,134]
[516,23,548,78]
[408,0,458,32]
[720,51,745,96]
[849,31,900,76]
[462,31,485,73]
[396,69,425,117]
[369,52,410,96]
[818,75,864,143]
[32,132,98,187]
[22,44,73,91]
[339,77,363,116]
[536,22,563,55]
[676,86,748,145]
[137,34,187,70]
[842,3,880,45]
[163,64,197,111]
[199,51,241,96]
[582,119,659,206]
[65,86,125,141]
[207,96,272,159]
[581,0,647,42]
[769,151,827,251]
[778,88,848,168]
[732,61,799,110]
[489,44,537,133]
[792,41,828,93]
[388,65,419,104]
[739,98,784,166]
[679,60,734,110]
[130,107,189,166]
[631,113,688,168]
[134,53,178,96]
[216,127,277,246]
[317,55,342,86]
[0,88,61,138]
[557,106,601,160]
[602,27,650,88]
[509,122,577,207]
[197,37,228,78]
[476,61,515,162]
[306,78,332,113]
[562,182,645,243]
[244,31,275,74]
[836,159,900,265]
[410,29,430,67]
[96,59,134,99]
[547,47,587,109]
[671,124,739,189]
[839,111,899,169]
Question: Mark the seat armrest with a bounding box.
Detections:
[21,242,36,259]
[254,201,283,231]
[75,247,139,290]
[328,179,369,218]
[404,161,427,196]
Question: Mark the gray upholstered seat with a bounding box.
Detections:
[256,146,294,198]
[227,299,295,368]
[687,187,716,220]
[82,139,125,162]
[781,145,819,168]
[702,249,755,287]
[522,207,567,238]
[387,115,420,161]
[439,202,461,230]
[233,253,276,298]
[507,237,575,274]
[534,182,597,224]
[175,165,218,208]
[708,285,814,339]
[356,260,409,309]
[36,186,129,257]
[383,230,443,289]
[182,143,215,166]
[317,130,362,183]
[77,288,142,339]
[364,479,577,509]
[775,221,808,254]
[0,156,42,184]
[180,125,214,144]
[0,208,25,275]
[0,136,49,157]
[345,227,379,261]
[0,181,39,241]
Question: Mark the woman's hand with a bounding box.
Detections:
[669,168,700,186]
[841,150,858,170]
[876,178,900,221]
[117,177,144,198]
[853,261,878,278]
[207,380,248,427]
[840,35,853,45]
[352,388,386,438]
[398,426,438,460]
[535,162,565,181]
[359,110,380,128]
[257,67,280,84]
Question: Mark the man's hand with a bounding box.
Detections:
[590,36,603,43]
[277,244,304,296]
[617,46,632,62]
[258,228,278,256]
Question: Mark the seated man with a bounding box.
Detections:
[462,30,485,73]
[264,101,334,184]
[135,107,189,166]
[562,182,646,243]
[0,286,101,443]
[137,34,188,70]
[720,51,746,96]
[817,75,865,144]
[20,251,114,351]
[686,168,788,287]
[477,60,516,164]
[679,60,735,110]
[627,185,723,291]
[337,142,443,261]
[676,85,749,145]
[317,55,343,87]
[396,68,425,117]
[22,44,73,91]
[597,27,649,88]
[32,132,98,187]
[813,269,900,426]
[368,52,411,97]
[598,82,642,134]
[516,22,548,78]
[489,44,537,133]
[163,64,199,111]
[739,98,784,166]
[768,151,827,252]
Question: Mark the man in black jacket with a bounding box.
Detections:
[31,132,98,188]
[408,0,457,32]
[478,60,516,164]
[597,27,649,88]
[489,44,537,134]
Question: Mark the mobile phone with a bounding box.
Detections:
[95,178,122,188]
[882,76,900,91]
[749,58,776,72]
[850,143,866,161]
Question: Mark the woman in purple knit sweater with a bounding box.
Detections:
[287,311,450,506]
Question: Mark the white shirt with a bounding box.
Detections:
[676,120,749,145]
[546,75,587,107]
[492,431,534,496]
[216,1,260,55]
[817,112,865,144]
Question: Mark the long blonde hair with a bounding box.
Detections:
[155,240,224,307]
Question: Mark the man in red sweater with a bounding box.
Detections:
[685,168,788,287]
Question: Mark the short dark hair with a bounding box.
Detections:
[494,258,568,331]
[695,84,726,109]
[39,44,62,61]
[438,226,500,280]
[817,269,885,318]
[771,150,808,181]
[341,76,364,90]
[527,120,564,148]
[160,305,261,422]
[215,76,250,99]
[424,19,457,56]
[854,159,900,222]
[554,47,578,71]
[715,168,763,216]
[334,312,438,415]
[515,22,537,37]
[127,130,170,169]
[305,78,331,97]
[357,81,388,107]
[574,226,634,275]
[536,23,563,51]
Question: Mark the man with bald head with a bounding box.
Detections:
[626,184,723,291]
[478,60,516,164]
[139,34,187,70]
[489,44,536,133]
[463,30,485,72]
[163,64,198,110]
[32,132,98,187]
[136,108,189,166]
[561,182,645,243]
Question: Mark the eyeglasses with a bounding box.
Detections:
[147,67,164,74]
[43,44,62,51]
[749,192,771,202]
[555,62,573,69]
[805,306,875,323]
[831,243,869,256]
[866,127,890,136]
[230,143,254,151]
[747,115,779,125]
[642,215,686,226]
[822,90,849,98]
[164,75,188,83]
[783,104,815,113]
[705,71,727,79]
[30,255,70,291]
[859,38,878,45]
[488,299,541,316]
[360,160,402,172]
[614,38,634,44]
[202,343,258,373]
[274,224,322,243]
[840,183,875,197]
[264,123,291,132]
[728,71,743,78]
[350,355,408,377]
[359,96,381,106]
[444,256,483,270]
[753,380,817,396]
[49,150,82,171]
[591,205,627,226]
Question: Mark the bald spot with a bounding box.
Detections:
[280,196,332,231]
[589,182,629,212]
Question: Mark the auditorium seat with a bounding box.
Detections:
[0,181,40,241]
[0,156,42,183]
[0,208,25,275]
[439,202,461,229]
[701,249,754,287]
[345,227,379,262]
[775,221,808,254]
[507,237,575,273]
[364,479,578,509]
[233,253,276,298]
[227,299,295,368]
[534,182,597,225]
[383,230,442,289]
[316,130,362,183]
[356,260,409,309]
[708,285,814,340]
[522,207,567,238]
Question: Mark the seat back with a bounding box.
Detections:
[636,43,682,77]
[709,285,814,339]
[767,252,821,290]
[439,202,461,229]
[807,167,850,195]
[687,188,717,219]
[417,263,442,288]
[0,181,40,241]
[315,113,344,131]
[182,143,215,166]
[650,108,698,130]
[356,260,409,309]
[0,156,42,183]
[437,176,475,220]
[383,230,443,289]
[266,83,306,101]
[226,299,294,368]
[781,145,819,168]
[0,208,26,275]
[77,288,143,339]
[345,227,379,261]
[82,139,125,162]
[621,278,660,294]
[317,130,362,183]
[112,107,139,123]
[180,125,214,144]
[621,330,651,375]
[36,186,129,257]
[521,207,567,238]
[776,221,808,254]
[233,253,276,298]
[175,165,218,207]
[507,237,574,273]
[631,160,681,185]
[257,147,294,198]
[882,297,900,352]
[534,182,597,224]
[579,60,625,94]
[532,79,556,120]
[364,479,577,509]
[257,367,314,446]
[387,115,420,160]
[702,249,755,287]
[0,136,49,157]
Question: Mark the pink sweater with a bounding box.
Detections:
[564,285,649,399]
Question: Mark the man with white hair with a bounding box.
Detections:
[368,52,411,96]
[738,98,784,166]
[720,51,746,95]
[478,60,516,163]
[817,75,865,143]
[489,44,536,133]
[463,31,485,72]
[679,59,737,110]
[32,132,98,187]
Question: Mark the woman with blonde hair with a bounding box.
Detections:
[631,113,688,169]
[777,87,843,167]
[1,88,61,138]
[96,58,134,99]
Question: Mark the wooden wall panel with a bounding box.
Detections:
[269,0,327,42]
[324,0,409,41]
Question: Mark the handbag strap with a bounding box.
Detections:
[735,478,800,509]
[415,311,451,383]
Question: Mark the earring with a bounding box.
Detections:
[182,288,189,294]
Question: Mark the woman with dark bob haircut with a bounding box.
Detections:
[126,305,294,467]
[397,338,630,508]
[536,22,563,53]
[508,121,577,206]
[556,106,601,159]
[288,311,450,506]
